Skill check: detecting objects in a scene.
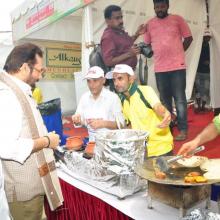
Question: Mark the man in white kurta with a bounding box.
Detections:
[72,66,124,141]
[0,73,47,219]
[0,43,60,219]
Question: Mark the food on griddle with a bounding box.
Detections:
[184,174,207,183]
[195,176,207,183]
[184,176,196,183]
[177,156,207,167]
[155,170,166,179]
[187,171,201,177]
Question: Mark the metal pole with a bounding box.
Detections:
[205,0,209,28]
[81,5,94,75]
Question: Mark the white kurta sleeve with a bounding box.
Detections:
[0,90,33,164]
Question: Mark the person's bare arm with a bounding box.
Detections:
[102,121,118,129]
[32,132,60,152]
[153,103,171,128]
[183,36,193,51]
[131,24,145,41]
[177,123,219,156]
[191,123,219,146]
[88,119,118,130]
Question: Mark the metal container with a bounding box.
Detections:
[94,129,149,198]
[94,129,149,174]
[63,129,149,198]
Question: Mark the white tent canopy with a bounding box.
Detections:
[11,0,220,113]
[0,32,13,70]
[0,44,13,70]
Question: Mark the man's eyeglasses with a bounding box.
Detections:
[28,64,46,77]
[33,67,46,75]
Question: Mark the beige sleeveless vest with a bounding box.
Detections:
[0,73,63,210]
[2,122,45,202]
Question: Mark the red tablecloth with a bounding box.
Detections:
[45,178,133,220]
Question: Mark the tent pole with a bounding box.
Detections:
[82,5,94,76]
[205,0,209,28]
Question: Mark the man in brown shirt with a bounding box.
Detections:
[101,5,144,70]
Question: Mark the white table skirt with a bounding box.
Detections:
[58,165,218,220]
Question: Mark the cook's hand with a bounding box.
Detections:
[157,111,171,128]
[177,141,198,157]
[88,119,105,130]
[72,114,81,125]
[47,132,60,149]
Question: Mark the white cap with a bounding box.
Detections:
[204,28,212,37]
[84,66,104,79]
[105,64,134,79]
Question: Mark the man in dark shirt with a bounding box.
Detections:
[101,5,144,70]
[194,31,211,112]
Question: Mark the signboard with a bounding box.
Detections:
[46,48,81,68]
[26,2,54,29]
[24,0,95,36]
[32,41,81,80]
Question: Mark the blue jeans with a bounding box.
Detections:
[155,69,188,132]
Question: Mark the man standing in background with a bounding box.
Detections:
[101,5,145,70]
[144,0,193,141]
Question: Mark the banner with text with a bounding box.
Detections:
[13,0,94,41]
